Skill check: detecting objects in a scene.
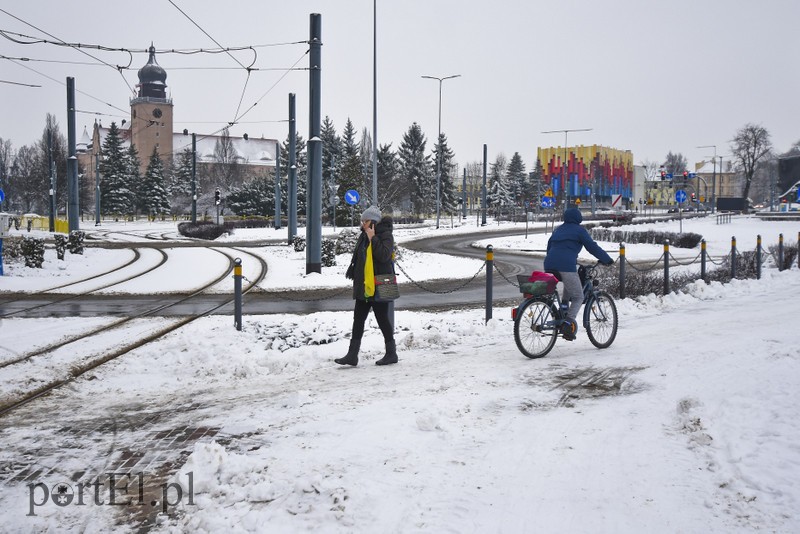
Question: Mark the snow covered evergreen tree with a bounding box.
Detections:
[280,132,307,214]
[432,132,457,215]
[321,116,342,219]
[487,153,512,217]
[99,122,132,216]
[377,143,401,210]
[141,147,171,217]
[227,176,272,217]
[506,152,527,206]
[397,122,431,217]
[126,145,142,215]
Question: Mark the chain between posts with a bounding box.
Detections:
[394,259,486,294]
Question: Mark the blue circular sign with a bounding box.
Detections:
[344,190,360,205]
[0,189,5,202]
[675,190,687,203]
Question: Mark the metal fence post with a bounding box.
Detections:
[663,239,670,295]
[731,236,737,279]
[234,258,242,331]
[797,231,800,270]
[778,233,784,271]
[756,235,761,279]
[485,245,493,323]
[700,239,707,283]
[619,242,626,300]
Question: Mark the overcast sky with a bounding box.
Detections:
[1,0,798,171]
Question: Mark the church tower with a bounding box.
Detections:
[130,44,173,172]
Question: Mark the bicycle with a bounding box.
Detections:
[512,263,618,359]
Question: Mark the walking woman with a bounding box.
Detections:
[335,206,398,366]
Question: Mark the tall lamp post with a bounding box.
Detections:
[422,74,460,229]
[541,128,592,211]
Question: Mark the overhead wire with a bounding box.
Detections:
[0,8,136,94]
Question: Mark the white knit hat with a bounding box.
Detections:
[360,205,382,222]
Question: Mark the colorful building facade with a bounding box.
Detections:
[537,145,634,205]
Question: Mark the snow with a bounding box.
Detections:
[0,214,798,532]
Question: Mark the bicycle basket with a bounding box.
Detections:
[517,271,558,296]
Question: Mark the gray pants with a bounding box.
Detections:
[559,271,583,321]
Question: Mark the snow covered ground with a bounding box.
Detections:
[0,214,798,532]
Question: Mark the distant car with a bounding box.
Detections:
[609,210,635,222]
[667,207,679,213]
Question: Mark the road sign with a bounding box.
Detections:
[333,197,341,206]
[541,197,555,208]
[544,188,554,198]
[647,198,654,205]
[666,173,674,180]
[344,190,360,205]
[675,190,687,203]
[0,189,4,202]
[611,194,622,209]
[574,198,581,205]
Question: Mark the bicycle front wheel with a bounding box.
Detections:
[584,290,618,349]
[514,298,558,359]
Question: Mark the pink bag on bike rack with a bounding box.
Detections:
[518,271,558,296]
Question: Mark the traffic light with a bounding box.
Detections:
[683,171,689,181]
[214,188,221,205]
[660,170,667,180]
[691,192,696,202]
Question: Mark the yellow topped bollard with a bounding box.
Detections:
[234,258,243,331]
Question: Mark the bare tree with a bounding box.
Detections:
[730,123,772,201]
[640,159,660,181]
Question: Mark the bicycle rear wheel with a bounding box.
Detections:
[514,298,558,359]
[584,290,618,349]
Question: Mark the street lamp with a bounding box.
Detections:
[541,128,592,211]
[422,74,461,229]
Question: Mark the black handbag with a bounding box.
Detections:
[374,273,399,301]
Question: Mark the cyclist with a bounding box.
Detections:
[543,207,614,340]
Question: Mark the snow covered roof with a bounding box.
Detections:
[171,133,278,167]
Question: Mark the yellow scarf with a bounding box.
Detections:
[364,240,375,298]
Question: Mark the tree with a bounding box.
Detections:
[169,148,195,214]
[126,145,142,214]
[337,118,364,222]
[99,122,132,216]
[397,122,430,217]
[141,147,171,216]
[640,159,660,182]
[663,151,687,176]
[359,127,374,205]
[487,153,511,216]
[227,176,272,216]
[506,152,527,206]
[730,123,773,201]
[11,144,40,213]
[377,143,401,210]
[209,127,242,192]
[432,132,457,215]
[321,116,342,217]
[0,138,15,211]
[280,132,307,214]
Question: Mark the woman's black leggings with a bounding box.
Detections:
[351,299,394,342]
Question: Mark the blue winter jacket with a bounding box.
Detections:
[543,208,613,272]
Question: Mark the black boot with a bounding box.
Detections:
[335,338,360,366]
[375,339,398,366]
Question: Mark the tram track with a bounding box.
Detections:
[0,247,268,416]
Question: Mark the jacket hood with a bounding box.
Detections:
[563,207,583,224]
[376,215,393,232]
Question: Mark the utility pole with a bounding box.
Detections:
[66,77,79,232]
[48,129,56,232]
[306,13,322,274]
[288,93,297,245]
[191,133,197,224]
[481,144,487,226]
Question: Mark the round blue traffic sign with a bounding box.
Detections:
[675,190,687,203]
[0,189,5,202]
[344,190,360,205]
